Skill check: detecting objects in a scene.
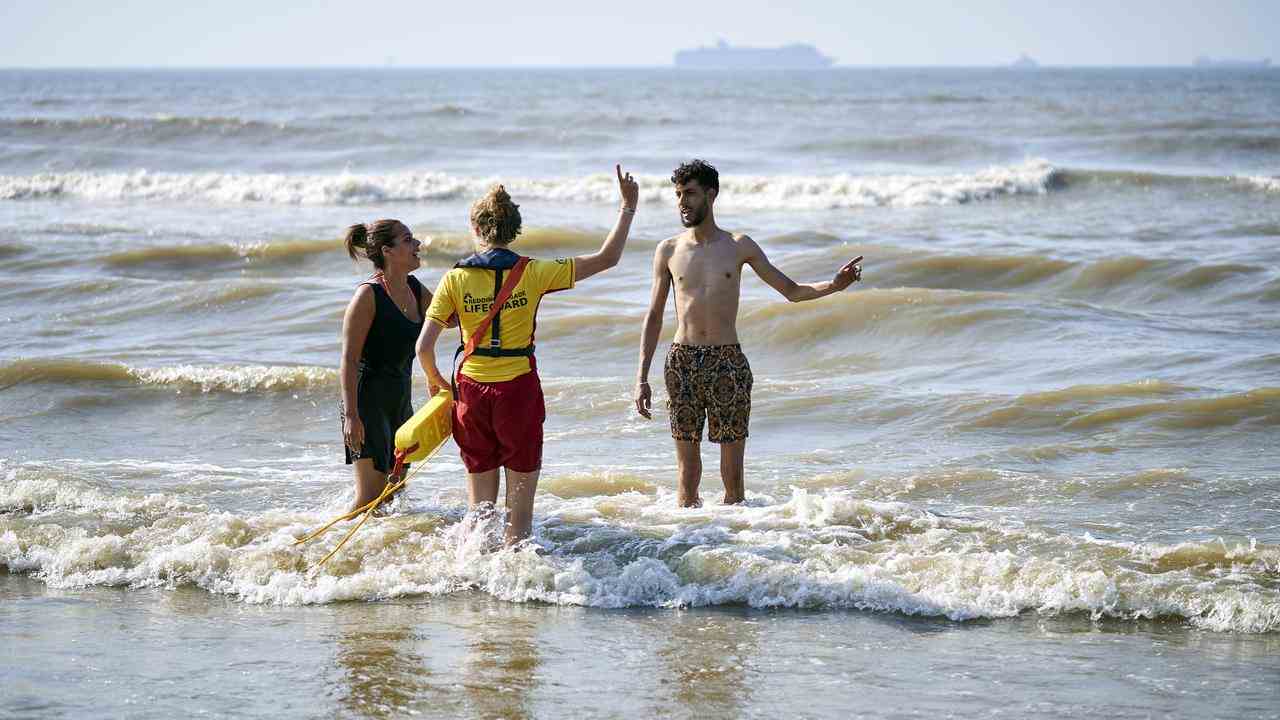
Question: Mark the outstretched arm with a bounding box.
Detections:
[634,241,673,418]
[575,164,641,281]
[743,235,862,302]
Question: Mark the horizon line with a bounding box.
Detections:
[2,62,1272,71]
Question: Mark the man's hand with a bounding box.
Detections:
[634,381,652,419]
[617,164,639,210]
[832,255,863,291]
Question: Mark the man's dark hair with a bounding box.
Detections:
[671,159,719,193]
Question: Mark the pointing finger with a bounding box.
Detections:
[616,164,624,183]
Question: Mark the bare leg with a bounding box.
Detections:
[447,468,501,549]
[351,459,388,512]
[468,469,501,507]
[719,439,746,505]
[502,468,541,546]
[675,440,703,508]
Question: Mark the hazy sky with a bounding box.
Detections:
[4,0,1277,67]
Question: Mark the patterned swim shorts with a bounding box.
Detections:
[664,343,753,443]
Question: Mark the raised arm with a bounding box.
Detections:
[340,285,375,452]
[634,240,674,418]
[574,164,640,281]
[743,235,863,302]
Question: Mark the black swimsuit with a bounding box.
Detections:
[343,276,424,474]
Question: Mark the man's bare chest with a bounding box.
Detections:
[669,246,742,297]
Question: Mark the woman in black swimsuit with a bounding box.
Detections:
[340,219,431,511]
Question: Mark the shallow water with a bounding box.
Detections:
[5,576,1278,720]
[2,68,1278,717]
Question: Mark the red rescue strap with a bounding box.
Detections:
[452,256,531,393]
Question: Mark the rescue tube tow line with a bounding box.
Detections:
[296,389,454,570]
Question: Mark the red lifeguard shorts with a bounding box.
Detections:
[452,370,545,473]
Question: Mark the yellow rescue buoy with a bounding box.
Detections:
[294,388,454,569]
[394,388,452,462]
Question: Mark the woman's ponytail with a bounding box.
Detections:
[344,223,369,261]
[343,220,403,269]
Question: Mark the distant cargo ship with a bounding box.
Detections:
[1193,56,1271,68]
[674,40,835,69]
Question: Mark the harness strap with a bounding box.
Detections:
[490,269,503,349]
[451,256,531,395]
[469,345,535,358]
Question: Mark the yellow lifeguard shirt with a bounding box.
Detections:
[427,257,575,382]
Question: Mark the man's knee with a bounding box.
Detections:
[675,442,701,467]
[719,440,745,464]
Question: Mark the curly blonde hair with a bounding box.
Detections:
[470,184,522,245]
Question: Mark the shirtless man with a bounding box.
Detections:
[634,159,863,507]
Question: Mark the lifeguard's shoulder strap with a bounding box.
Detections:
[463,257,530,357]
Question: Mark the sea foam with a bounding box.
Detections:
[1241,175,1280,193]
[0,161,1060,208]
[3,474,1276,633]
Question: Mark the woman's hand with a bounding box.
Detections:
[617,164,639,211]
[343,412,365,453]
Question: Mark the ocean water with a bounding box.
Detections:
[1,68,1278,718]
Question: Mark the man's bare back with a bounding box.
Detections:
[635,160,863,508]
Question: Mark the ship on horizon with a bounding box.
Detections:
[674,40,835,69]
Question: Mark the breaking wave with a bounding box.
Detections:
[7,163,1274,209]
[962,385,1280,432]
[737,289,1023,345]
[0,161,1062,208]
[1058,168,1280,195]
[2,473,1275,632]
[1242,175,1280,193]
[103,238,342,268]
[868,249,1275,302]
[0,359,336,394]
